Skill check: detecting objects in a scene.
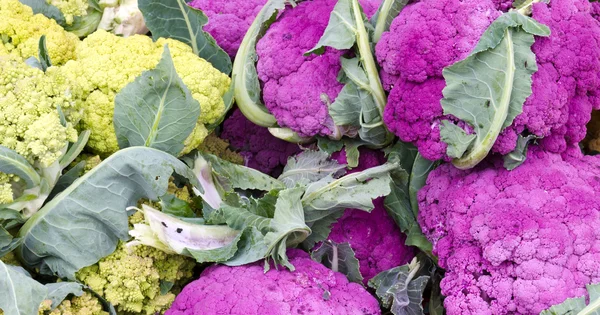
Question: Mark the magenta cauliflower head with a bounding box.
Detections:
[324,149,415,284]
[221,108,301,176]
[166,249,382,315]
[417,147,600,314]
[378,0,600,161]
[256,0,380,138]
[187,0,267,57]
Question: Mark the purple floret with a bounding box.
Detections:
[221,109,301,176]
[378,0,600,161]
[377,0,500,161]
[256,0,382,138]
[188,0,267,57]
[166,249,382,315]
[418,147,600,314]
[324,149,415,284]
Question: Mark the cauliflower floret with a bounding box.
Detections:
[0,173,18,204]
[0,0,79,64]
[418,147,600,314]
[166,249,381,315]
[58,30,231,157]
[76,211,196,315]
[324,149,415,284]
[48,292,108,315]
[197,132,245,165]
[51,0,88,25]
[220,109,301,176]
[0,55,81,167]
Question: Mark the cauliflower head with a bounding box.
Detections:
[188,0,267,57]
[59,30,231,156]
[378,0,600,161]
[221,109,301,176]
[0,0,79,64]
[0,55,81,167]
[418,147,600,314]
[325,149,415,284]
[47,292,108,315]
[197,132,244,165]
[166,249,381,315]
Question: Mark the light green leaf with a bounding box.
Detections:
[0,146,40,189]
[232,0,285,127]
[503,134,537,170]
[0,226,22,258]
[16,147,200,279]
[371,0,409,43]
[138,0,231,74]
[440,11,550,169]
[303,162,395,213]
[44,282,84,309]
[47,161,86,201]
[0,209,26,230]
[541,283,600,315]
[159,194,195,218]
[409,154,437,218]
[0,260,48,315]
[114,46,200,156]
[59,130,90,169]
[278,151,346,188]
[222,227,269,266]
[159,281,174,296]
[307,0,357,54]
[301,210,343,249]
[316,137,344,155]
[368,259,430,315]
[19,0,66,26]
[202,153,285,191]
[311,240,363,284]
[38,35,51,72]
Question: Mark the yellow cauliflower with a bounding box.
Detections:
[0,173,18,204]
[59,30,231,157]
[0,55,81,167]
[0,0,79,64]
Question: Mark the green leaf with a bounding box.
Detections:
[344,140,362,168]
[138,0,231,74]
[368,260,430,315]
[114,46,200,156]
[0,209,26,230]
[311,240,363,284]
[38,35,51,72]
[307,0,357,54]
[47,161,86,201]
[44,282,84,309]
[0,260,48,315]
[371,0,409,43]
[278,151,346,188]
[232,0,285,127]
[301,210,343,249]
[58,130,90,169]
[0,226,22,258]
[202,153,285,192]
[409,154,437,218]
[159,194,195,218]
[222,227,269,266]
[428,272,445,315]
[64,1,103,38]
[440,11,550,169]
[316,137,344,155]
[302,162,395,214]
[159,281,174,296]
[19,0,66,26]
[503,134,537,170]
[541,283,600,315]
[16,147,200,279]
[0,146,41,188]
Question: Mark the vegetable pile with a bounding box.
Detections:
[1,0,599,314]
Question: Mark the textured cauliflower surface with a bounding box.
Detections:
[48,292,108,315]
[0,0,79,64]
[59,30,231,156]
[418,148,600,314]
[187,0,267,57]
[51,0,88,25]
[0,55,80,166]
[327,149,415,284]
[166,249,381,315]
[378,0,600,161]
[221,109,301,176]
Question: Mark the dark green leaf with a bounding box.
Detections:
[19,0,66,26]
[159,194,195,218]
[47,161,86,201]
[38,35,51,72]
[311,240,363,284]
[159,281,174,295]
[503,134,537,170]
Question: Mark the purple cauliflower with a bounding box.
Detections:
[187,0,267,57]
[492,0,513,11]
[417,147,600,314]
[255,0,381,138]
[378,0,600,161]
[220,108,301,176]
[323,149,415,284]
[166,249,382,315]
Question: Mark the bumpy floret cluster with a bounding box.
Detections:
[0,173,19,204]
[47,292,108,315]
[0,0,79,64]
[221,109,301,176]
[418,147,600,314]
[187,0,267,57]
[58,29,231,156]
[76,211,196,314]
[325,149,415,283]
[0,55,81,166]
[51,0,89,25]
[197,132,245,165]
[378,0,600,161]
[166,249,381,315]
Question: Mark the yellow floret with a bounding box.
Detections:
[58,30,231,157]
[0,173,17,204]
[0,0,79,64]
[0,55,81,167]
[198,133,245,165]
[50,0,88,25]
[48,292,108,315]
